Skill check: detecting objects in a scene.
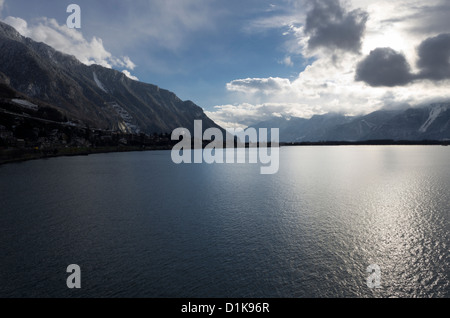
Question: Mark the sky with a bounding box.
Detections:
[1,0,450,129]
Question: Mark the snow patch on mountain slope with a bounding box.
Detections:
[106,102,141,134]
[93,72,108,93]
[419,104,449,133]
[12,99,38,110]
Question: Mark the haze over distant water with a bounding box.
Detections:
[0,147,448,298]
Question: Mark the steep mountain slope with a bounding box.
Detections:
[0,21,221,134]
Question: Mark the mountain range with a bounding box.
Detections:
[251,104,450,142]
[0,20,220,135]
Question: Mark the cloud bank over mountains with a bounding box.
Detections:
[210,0,450,129]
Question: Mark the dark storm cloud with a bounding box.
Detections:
[355,48,413,87]
[416,33,450,80]
[304,0,368,53]
[356,33,450,87]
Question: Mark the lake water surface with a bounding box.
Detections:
[0,146,448,298]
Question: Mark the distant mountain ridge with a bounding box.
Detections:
[251,104,450,142]
[0,20,221,134]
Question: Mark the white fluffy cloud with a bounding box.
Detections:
[227,77,293,95]
[205,102,325,129]
[208,52,450,129]
[2,15,138,76]
[122,70,139,81]
[208,0,450,129]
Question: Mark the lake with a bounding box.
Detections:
[0,146,448,298]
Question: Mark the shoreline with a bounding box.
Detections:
[0,145,173,166]
[1,141,448,166]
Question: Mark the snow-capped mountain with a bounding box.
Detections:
[250,104,450,142]
[0,20,221,135]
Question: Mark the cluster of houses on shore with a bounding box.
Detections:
[0,123,172,150]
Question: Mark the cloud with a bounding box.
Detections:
[226,77,293,95]
[105,0,217,52]
[122,70,139,81]
[280,56,294,67]
[304,0,368,54]
[356,33,450,87]
[213,47,450,129]
[205,103,322,129]
[2,16,136,71]
[355,48,413,87]
[121,56,136,70]
[416,33,450,80]
[244,9,301,34]
[0,0,4,15]
[402,1,450,35]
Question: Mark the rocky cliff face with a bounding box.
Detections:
[0,21,221,134]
